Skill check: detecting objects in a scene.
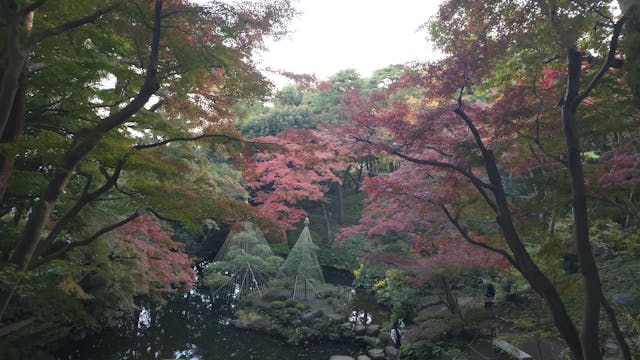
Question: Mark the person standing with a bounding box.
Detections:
[484,283,496,310]
[390,319,402,348]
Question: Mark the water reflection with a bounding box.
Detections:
[55,285,365,360]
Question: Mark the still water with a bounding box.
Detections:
[55,268,375,360]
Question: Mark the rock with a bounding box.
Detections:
[612,293,634,305]
[366,324,380,337]
[354,324,367,335]
[358,335,382,347]
[230,318,250,329]
[252,317,271,331]
[357,356,371,360]
[342,322,354,330]
[302,310,322,321]
[367,348,385,360]
[385,345,399,358]
[605,341,620,354]
[268,324,281,335]
[329,356,354,360]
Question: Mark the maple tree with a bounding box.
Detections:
[337,1,639,359]
[244,128,352,232]
[0,0,296,347]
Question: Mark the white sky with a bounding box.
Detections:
[255,0,444,87]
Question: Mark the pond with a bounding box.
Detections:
[54,267,382,360]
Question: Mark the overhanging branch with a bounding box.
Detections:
[133,133,244,150]
[29,5,118,45]
[575,16,625,104]
[440,204,519,270]
[30,211,140,270]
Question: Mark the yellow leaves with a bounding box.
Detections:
[353,263,364,279]
[57,277,94,300]
[372,277,388,291]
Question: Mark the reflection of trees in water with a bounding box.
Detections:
[56,284,365,360]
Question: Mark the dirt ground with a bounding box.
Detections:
[403,296,567,360]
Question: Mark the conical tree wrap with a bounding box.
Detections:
[279,218,325,299]
[205,222,283,302]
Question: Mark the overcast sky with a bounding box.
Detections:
[255,0,444,86]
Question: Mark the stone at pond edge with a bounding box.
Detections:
[302,310,323,321]
[357,355,372,360]
[366,324,380,337]
[329,356,355,360]
[354,324,367,335]
[355,335,382,347]
[367,348,385,360]
[385,346,398,358]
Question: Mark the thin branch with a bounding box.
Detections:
[441,204,520,270]
[544,55,562,64]
[453,97,489,155]
[148,98,166,113]
[76,170,94,198]
[133,133,246,150]
[601,291,632,360]
[575,16,626,104]
[29,5,118,45]
[519,130,568,165]
[391,149,495,191]
[40,159,128,250]
[146,207,182,223]
[30,212,140,269]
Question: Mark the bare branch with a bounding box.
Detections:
[391,149,495,190]
[30,212,140,269]
[453,99,489,155]
[146,207,182,223]
[37,159,128,257]
[441,204,520,270]
[133,133,249,150]
[576,17,626,104]
[29,5,118,45]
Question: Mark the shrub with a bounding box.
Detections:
[270,300,285,309]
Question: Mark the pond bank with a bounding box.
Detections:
[54,288,368,360]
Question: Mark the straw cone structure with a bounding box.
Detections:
[205,222,283,302]
[279,217,325,300]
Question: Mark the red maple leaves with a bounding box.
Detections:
[244,128,353,231]
[109,216,195,301]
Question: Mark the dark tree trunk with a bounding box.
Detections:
[482,148,585,359]
[9,0,163,271]
[321,201,332,242]
[337,183,344,225]
[563,48,602,360]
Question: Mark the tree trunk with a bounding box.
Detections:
[482,149,585,359]
[0,7,31,202]
[563,48,603,360]
[320,201,332,242]
[9,0,163,271]
[337,183,344,225]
